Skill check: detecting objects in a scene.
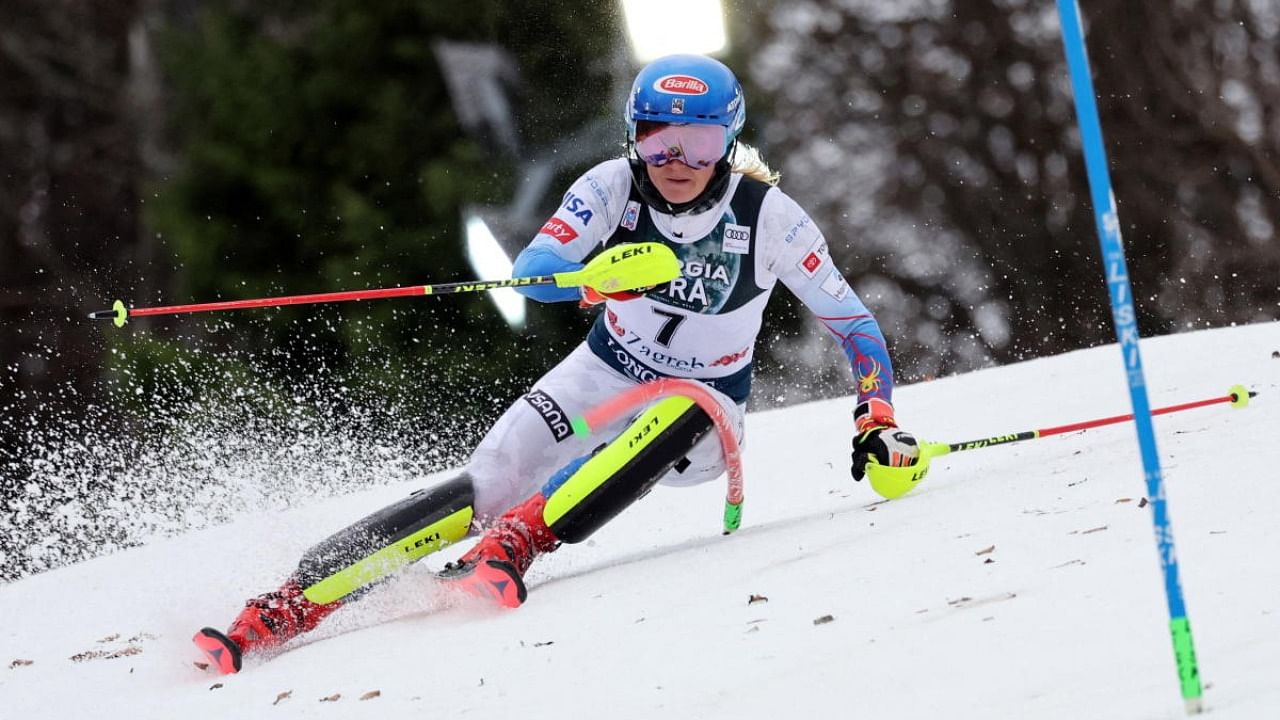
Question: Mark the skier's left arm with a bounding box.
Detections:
[761,190,921,481]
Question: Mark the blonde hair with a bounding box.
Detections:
[732,142,781,186]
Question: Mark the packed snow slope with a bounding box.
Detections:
[1,322,1278,720]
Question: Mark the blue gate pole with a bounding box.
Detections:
[1055,1,1203,714]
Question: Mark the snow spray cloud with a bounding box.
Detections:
[0,313,519,583]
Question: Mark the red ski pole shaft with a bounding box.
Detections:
[934,385,1255,455]
[89,242,685,328]
[87,276,555,327]
[1037,392,1248,438]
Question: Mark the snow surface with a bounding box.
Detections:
[1,322,1278,719]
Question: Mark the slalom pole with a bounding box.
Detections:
[87,241,680,328]
[866,385,1255,500]
[1057,1,1204,712]
[571,378,745,535]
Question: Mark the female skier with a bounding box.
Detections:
[194,54,920,674]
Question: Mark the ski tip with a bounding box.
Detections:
[193,627,243,674]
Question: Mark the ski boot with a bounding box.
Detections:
[438,493,559,608]
[193,577,342,674]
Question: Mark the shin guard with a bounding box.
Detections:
[294,474,476,605]
[542,396,713,544]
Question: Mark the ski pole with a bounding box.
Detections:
[88,242,680,327]
[571,378,746,535]
[927,383,1254,457]
[866,384,1256,501]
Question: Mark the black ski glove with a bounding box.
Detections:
[851,398,920,481]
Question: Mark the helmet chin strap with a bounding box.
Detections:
[627,142,737,216]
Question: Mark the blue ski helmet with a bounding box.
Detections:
[625,54,746,149]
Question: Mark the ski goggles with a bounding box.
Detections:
[634,123,729,169]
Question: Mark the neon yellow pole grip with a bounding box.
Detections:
[554,242,680,292]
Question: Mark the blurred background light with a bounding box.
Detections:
[464,213,525,329]
[621,0,727,63]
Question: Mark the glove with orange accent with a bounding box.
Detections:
[851,398,920,481]
[578,285,653,309]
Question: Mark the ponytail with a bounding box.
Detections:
[731,142,780,186]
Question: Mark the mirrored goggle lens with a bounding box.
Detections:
[635,124,728,168]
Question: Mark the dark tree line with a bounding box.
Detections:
[1,0,153,425]
[2,0,621,452]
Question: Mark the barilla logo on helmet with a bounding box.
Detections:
[654,75,708,95]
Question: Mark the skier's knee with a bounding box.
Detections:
[540,396,713,544]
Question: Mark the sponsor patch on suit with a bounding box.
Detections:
[523,389,572,442]
[723,223,751,254]
[540,218,578,244]
[820,268,850,301]
[621,200,641,231]
[797,239,830,279]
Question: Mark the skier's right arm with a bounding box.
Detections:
[512,159,631,303]
[512,246,583,303]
